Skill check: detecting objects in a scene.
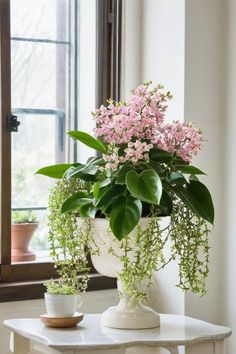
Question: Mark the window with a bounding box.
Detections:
[0,0,121,301]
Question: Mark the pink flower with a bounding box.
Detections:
[92,82,203,168]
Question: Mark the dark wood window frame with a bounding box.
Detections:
[0,0,122,302]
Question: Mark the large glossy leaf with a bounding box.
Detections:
[176,165,206,175]
[66,164,98,179]
[148,160,165,175]
[159,189,173,215]
[166,172,187,185]
[61,192,91,213]
[68,131,107,153]
[99,178,111,188]
[126,170,162,205]
[93,178,111,199]
[96,184,125,208]
[116,165,136,185]
[149,148,173,163]
[36,164,75,178]
[110,197,142,240]
[173,180,214,224]
[86,157,105,166]
[79,204,97,218]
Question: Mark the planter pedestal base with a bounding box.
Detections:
[102,300,160,329]
[101,280,160,329]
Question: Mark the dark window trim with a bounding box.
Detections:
[96,0,122,105]
[0,0,122,300]
[0,0,12,266]
[0,275,117,302]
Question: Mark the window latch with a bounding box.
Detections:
[8,114,20,132]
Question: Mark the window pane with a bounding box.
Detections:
[10,0,97,259]
[10,0,71,256]
[11,41,68,109]
[12,114,58,207]
[11,0,69,42]
[11,113,58,254]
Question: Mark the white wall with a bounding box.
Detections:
[221,1,236,354]
[141,0,185,122]
[184,0,225,325]
[121,0,143,99]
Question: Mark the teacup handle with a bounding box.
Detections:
[76,295,82,311]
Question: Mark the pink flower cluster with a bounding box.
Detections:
[93,82,203,168]
[153,122,203,162]
[103,141,153,170]
[94,83,170,145]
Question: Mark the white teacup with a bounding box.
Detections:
[44,293,82,318]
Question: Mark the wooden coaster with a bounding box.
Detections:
[40,312,84,328]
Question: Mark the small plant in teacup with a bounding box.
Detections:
[44,279,82,318]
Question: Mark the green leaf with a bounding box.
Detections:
[99,178,111,188]
[116,165,136,185]
[61,192,91,213]
[96,184,125,208]
[126,170,162,205]
[93,178,111,199]
[172,156,188,166]
[93,182,100,199]
[149,148,173,163]
[65,164,98,179]
[136,162,153,171]
[172,181,214,224]
[86,157,105,166]
[159,190,173,215]
[36,164,74,178]
[176,165,206,175]
[110,197,142,240]
[79,204,97,218]
[148,160,165,175]
[189,174,199,181]
[166,172,187,185]
[65,165,85,178]
[68,131,107,153]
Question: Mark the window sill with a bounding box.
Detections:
[0,274,117,302]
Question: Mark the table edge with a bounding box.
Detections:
[3,319,232,350]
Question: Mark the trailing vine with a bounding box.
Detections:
[169,199,210,295]
[47,178,92,292]
[118,217,166,303]
[114,199,210,302]
[47,179,210,300]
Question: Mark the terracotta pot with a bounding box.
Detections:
[11,223,38,262]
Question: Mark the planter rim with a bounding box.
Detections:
[44,293,79,297]
[11,222,38,230]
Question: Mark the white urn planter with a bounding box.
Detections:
[89,218,161,329]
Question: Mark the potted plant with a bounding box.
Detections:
[43,279,83,318]
[42,179,90,324]
[11,210,38,262]
[37,82,214,329]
